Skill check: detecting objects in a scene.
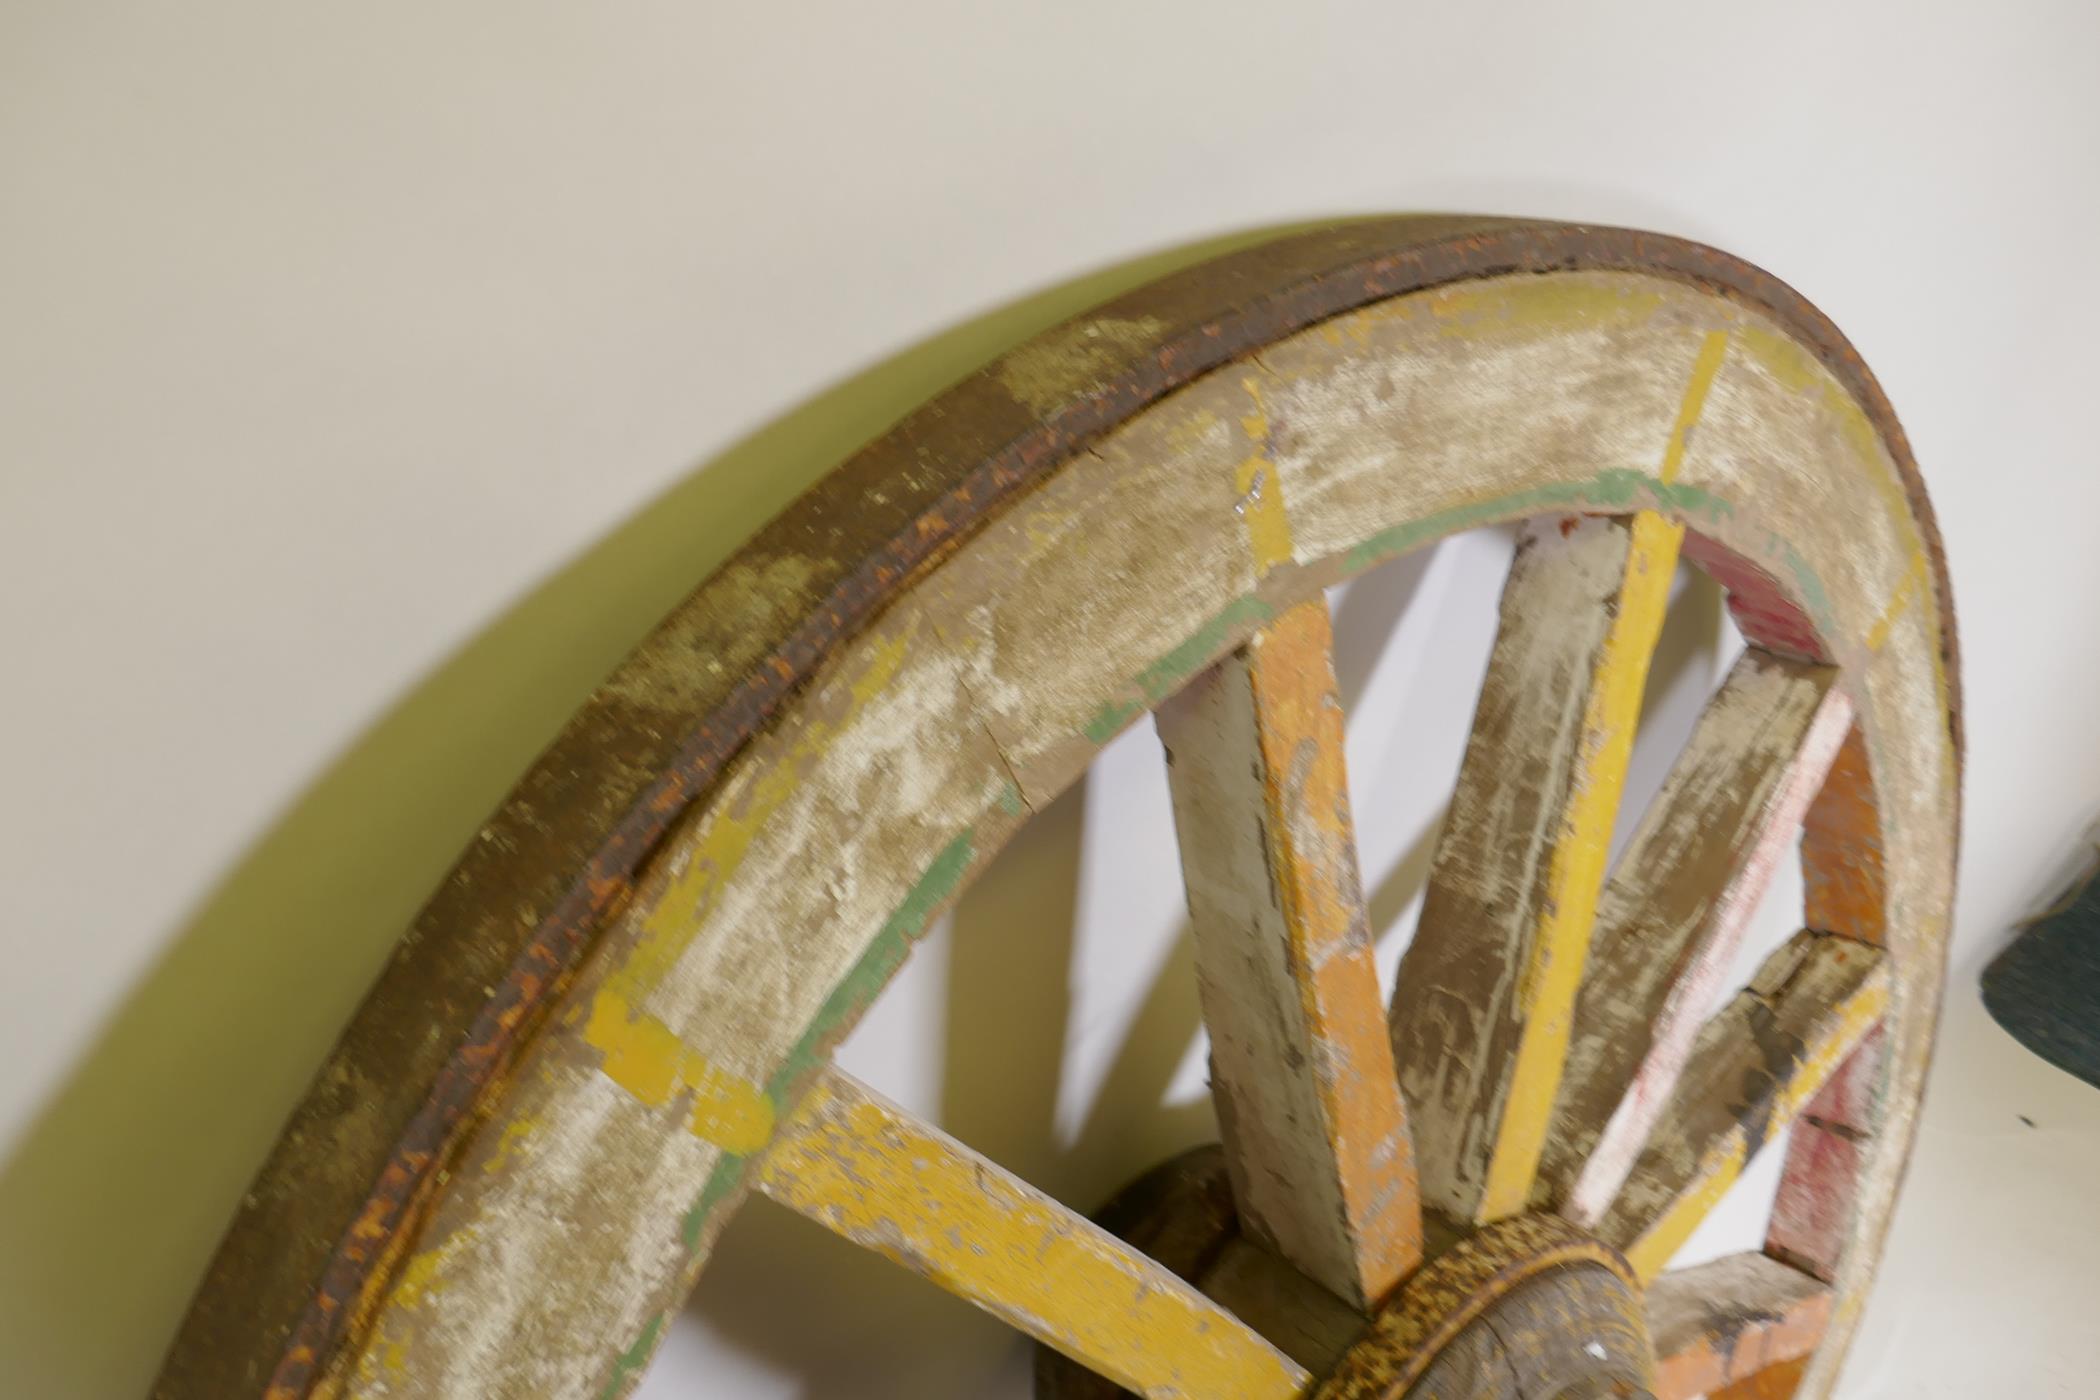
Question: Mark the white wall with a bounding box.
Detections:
[4,3,2098,1396]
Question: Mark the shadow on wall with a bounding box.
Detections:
[0,218,1358,1399]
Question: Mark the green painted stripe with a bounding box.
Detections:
[678,830,983,1253]
[766,828,977,1104]
[1081,593,1275,744]
[1132,594,1274,702]
[1082,697,1146,746]
[682,1151,749,1252]
[673,472,1851,1295]
[596,1312,663,1400]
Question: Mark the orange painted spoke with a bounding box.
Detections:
[756,1069,1310,1400]
[1156,596,1419,1306]
[1648,1253,1830,1400]
[1390,512,1680,1224]
[1545,651,1851,1224]
[1712,1357,1812,1399]
[1597,932,1888,1281]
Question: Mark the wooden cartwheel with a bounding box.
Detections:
[156,219,1960,1400]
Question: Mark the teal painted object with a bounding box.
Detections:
[1984,857,2100,1089]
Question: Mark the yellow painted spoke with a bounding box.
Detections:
[1390,511,1680,1224]
[1648,1253,1831,1400]
[1544,651,1852,1224]
[1156,596,1419,1307]
[1597,932,1888,1282]
[756,1069,1310,1400]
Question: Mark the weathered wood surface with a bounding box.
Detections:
[1544,651,1850,1223]
[1648,1252,1830,1400]
[1196,1237,1366,1375]
[1312,1214,1652,1400]
[330,591,1037,1399]
[1766,724,1891,1285]
[1599,932,1889,1281]
[1033,1146,1366,1398]
[1765,1026,1884,1284]
[1032,1148,1245,1400]
[757,1070,1309,1400]
[1400,1264,1656,1399]
[1389,507,1682,1226]
[160,242,1959,1400]
[1799,725,1888,944]
[1157,596,1418,1307]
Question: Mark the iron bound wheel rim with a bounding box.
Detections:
[155,219,1959,1400]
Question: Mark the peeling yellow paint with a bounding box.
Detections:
[364,1224,482,1378]
[583,988,774,1153]
[573,617,922,1134]
[1477,330,1730,1222]
[1865,550,1929,653]
[618,619,915,1002]
[1625,1133,1748,1284]
[480,1113,539,1177]
[1624,966,1890,1282]
[759,1070,1308,1398]
[1479,508,1682,1222]
[1234,376,1296,575]
[1659,330,1731,485]
[1733,322,1823,395]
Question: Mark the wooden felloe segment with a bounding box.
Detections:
[1766,1027,1886,1282]
[1544,651,1851,1223]
[1157,596,1419,1307]
[1599,931,1889,1281]
[1390,511,1681,1224]
[755,1069,1310,1400]
[1682,532,1830,665]
[1764,722,1892,1284]
[1647,1252,1831,1400]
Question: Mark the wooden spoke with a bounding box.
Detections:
[1648,1253,1831,1400]
[1543,650,1852,1224]
[1390,511,1681,1224]
[1156,596,1420,1306]
[1712,1357,1812,1399]
[756,1069,1310,1400]
[1596,931,1889,1281]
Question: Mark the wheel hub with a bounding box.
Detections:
[1037,1148,1657,1400]
[1320,1213,1655,1400]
